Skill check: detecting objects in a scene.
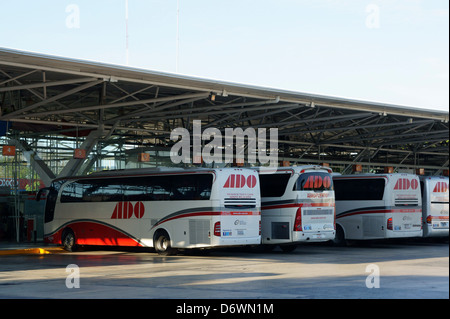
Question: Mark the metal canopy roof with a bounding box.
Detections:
[0,47,448,173]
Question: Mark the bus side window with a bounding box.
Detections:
[196,174,212,200]
[171,174,212,200]
[120,176,151,201]
[149,177,172,201]
[61,182,85,202]
[88,180,123,202]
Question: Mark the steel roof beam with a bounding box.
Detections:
[278,107,320,124]
[0,69,39,86]
[130,103,299,124]
[330,129,448,146]
[278,139,448,156]
[320,120,436,143]
[369,132,449,147]
[0,69,98,124]
[315,114,381,141]
[279,114,381,136]
[206,104,300,128]
[8,92,209,119]
[1,79,104,119]
[0,77,98,93]
[236,112,374,130]
[109,84,155,104]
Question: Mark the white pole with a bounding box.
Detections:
[126,0,129,65]
[176,0,179,73]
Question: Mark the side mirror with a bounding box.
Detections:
[36,188,50,202]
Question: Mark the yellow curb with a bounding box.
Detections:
[0,247,65,256]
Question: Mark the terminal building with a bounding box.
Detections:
[0,47,448,243]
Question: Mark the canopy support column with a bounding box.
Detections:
[57,129,104,178]
[11,138,56,187]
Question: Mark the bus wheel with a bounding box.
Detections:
[333,225,346,247]
[62,229,77,252]
[280,244,297,253]
[154,231,175,256]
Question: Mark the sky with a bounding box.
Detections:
[0,0,448,111]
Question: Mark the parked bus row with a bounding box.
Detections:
[37,166,449,254]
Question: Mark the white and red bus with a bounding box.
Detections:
[38,168,261,254]
[420,176,449,238]
[255,166,335,252]
[333,173,423,245]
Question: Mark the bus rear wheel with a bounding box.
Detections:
[62,229,77,252]
[154,231,175,256]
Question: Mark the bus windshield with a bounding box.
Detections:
[334,178,385,201]
[259,173,291,197]
[294,172,333,192]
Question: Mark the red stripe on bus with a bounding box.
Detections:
[429,216,449,220]
[262,203,334,210]
[46,221,143,247]
[154,211,261,227]
[337,208,422,219]
[222,211,261,216]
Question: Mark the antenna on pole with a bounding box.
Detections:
[176,0,179,72]
[125,0,129,65]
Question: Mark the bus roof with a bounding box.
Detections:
[419,175,449,181]
[53,167,256,182]
[333,173,418,179]
[254,165,332,174]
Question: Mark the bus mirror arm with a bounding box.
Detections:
[36,187,50,202]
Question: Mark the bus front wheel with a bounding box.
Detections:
[333,225,346,247]
[62,229,77,252]
[154,231,175,256]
